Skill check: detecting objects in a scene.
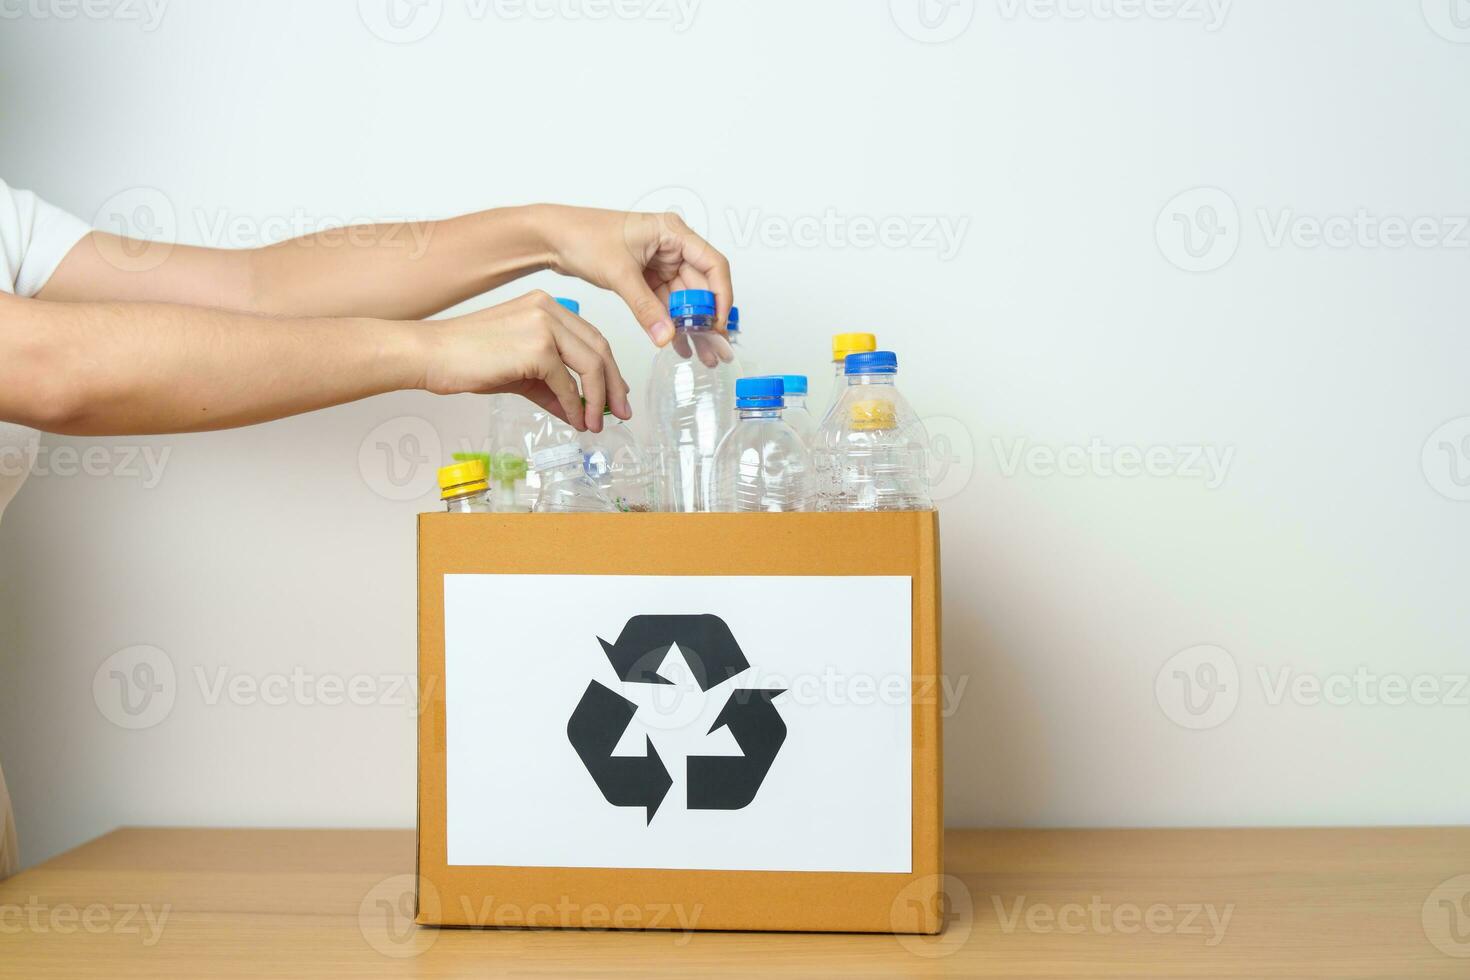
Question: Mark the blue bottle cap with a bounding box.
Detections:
[773,374,807,396]
[553,297,580,315]
[727,306,741,331]
[735,375,784,410]
[668,289,716,318]
[845,350,898,375]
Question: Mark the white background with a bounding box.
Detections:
[444,575,912,873]
[0,1,1467,868]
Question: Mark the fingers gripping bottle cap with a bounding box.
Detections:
[531,443,585,472]
[553,297,580,315]
[727,306,741,332]
[735,375,784,410]
[832,332,877,363]
[845,350,899,375]
[668,289,717,319]
[438,459,489,499]
[850,399,899,431]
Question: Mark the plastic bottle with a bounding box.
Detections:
[531,444,618,513]
[768,374,816,445]
[582,407,659,512]
[825,332,878,419]
[488,453,529,512]
[487,296,582,509]
[813,351,932,511]
[726,306,750,375]
[711,376,811,513]
[439,459,492,514]
[647,289,737,512]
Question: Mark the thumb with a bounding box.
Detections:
[613,271,675,347]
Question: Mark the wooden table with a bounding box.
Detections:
[0,827,1466,977]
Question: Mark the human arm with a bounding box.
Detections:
[0,289,625,436]
[39,204,734,344]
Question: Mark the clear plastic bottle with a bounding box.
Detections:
[486,297,582,509]
[582,407,659,512]
[647,289,737,512]
[813,351,933,511]
[768,374,816,446]
[711,377,811,513]
[726,306,750,375]
[531,444,618,513]
[488,453,529,513]
[439,459,492,514]
[824,332,877,419]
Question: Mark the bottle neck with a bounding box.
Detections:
[674,312,718,333]
[737,406,784,421]
[845,372,896,387]
[541,462,586,484]
[443,491,485,512]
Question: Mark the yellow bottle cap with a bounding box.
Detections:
[438,460,489,499]
[832,332,877,363]
[850,399,898,431]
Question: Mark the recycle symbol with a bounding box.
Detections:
[566,614,786,823]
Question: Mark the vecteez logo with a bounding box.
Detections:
[1155,187,1240,273]
[1158,186,1470,272]
[358,0,443,43]
[1422,416,1470,502]
[1423,874,1470,957]
[1422,0,1470,43]
[358,0,700,42]
[1154,644,1240,730]
[889,0,977,43]
[995,0,1231,31]
[93,645,177,730]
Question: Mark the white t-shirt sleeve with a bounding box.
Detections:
[0,178,92,298]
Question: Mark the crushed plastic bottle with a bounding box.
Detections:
[813,351,932,511]
[711,376,811,512]
[647,289,737,512]
[531,443,618,513]
[439,459,492,513]
[582,406,659,512]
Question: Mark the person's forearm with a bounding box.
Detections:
[246,204,553,320]
[0,294,425,436]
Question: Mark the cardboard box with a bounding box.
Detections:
[416,511,943,933]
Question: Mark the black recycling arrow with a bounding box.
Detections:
[687,689,786,811]
[597,614,750,691]
[566,680,672,823]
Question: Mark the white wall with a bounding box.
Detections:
[2,0,1467,868]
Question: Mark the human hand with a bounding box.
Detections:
[534,204,735,347]
[418,290,630,432]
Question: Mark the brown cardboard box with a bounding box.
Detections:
[416,510,942,933]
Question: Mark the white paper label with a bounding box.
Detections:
[443,573,913,874]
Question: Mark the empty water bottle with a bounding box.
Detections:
[824,332,877,419]
[531,444,617,513]
[439,459,492,514]
[768,374,816,445]
[486,297,583,509]
[711,376,811,512]
[488,452,529,513]
[582,407,659,512]
[813,351,932,511]
[647,289,737,512]
[726,306,751,375]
